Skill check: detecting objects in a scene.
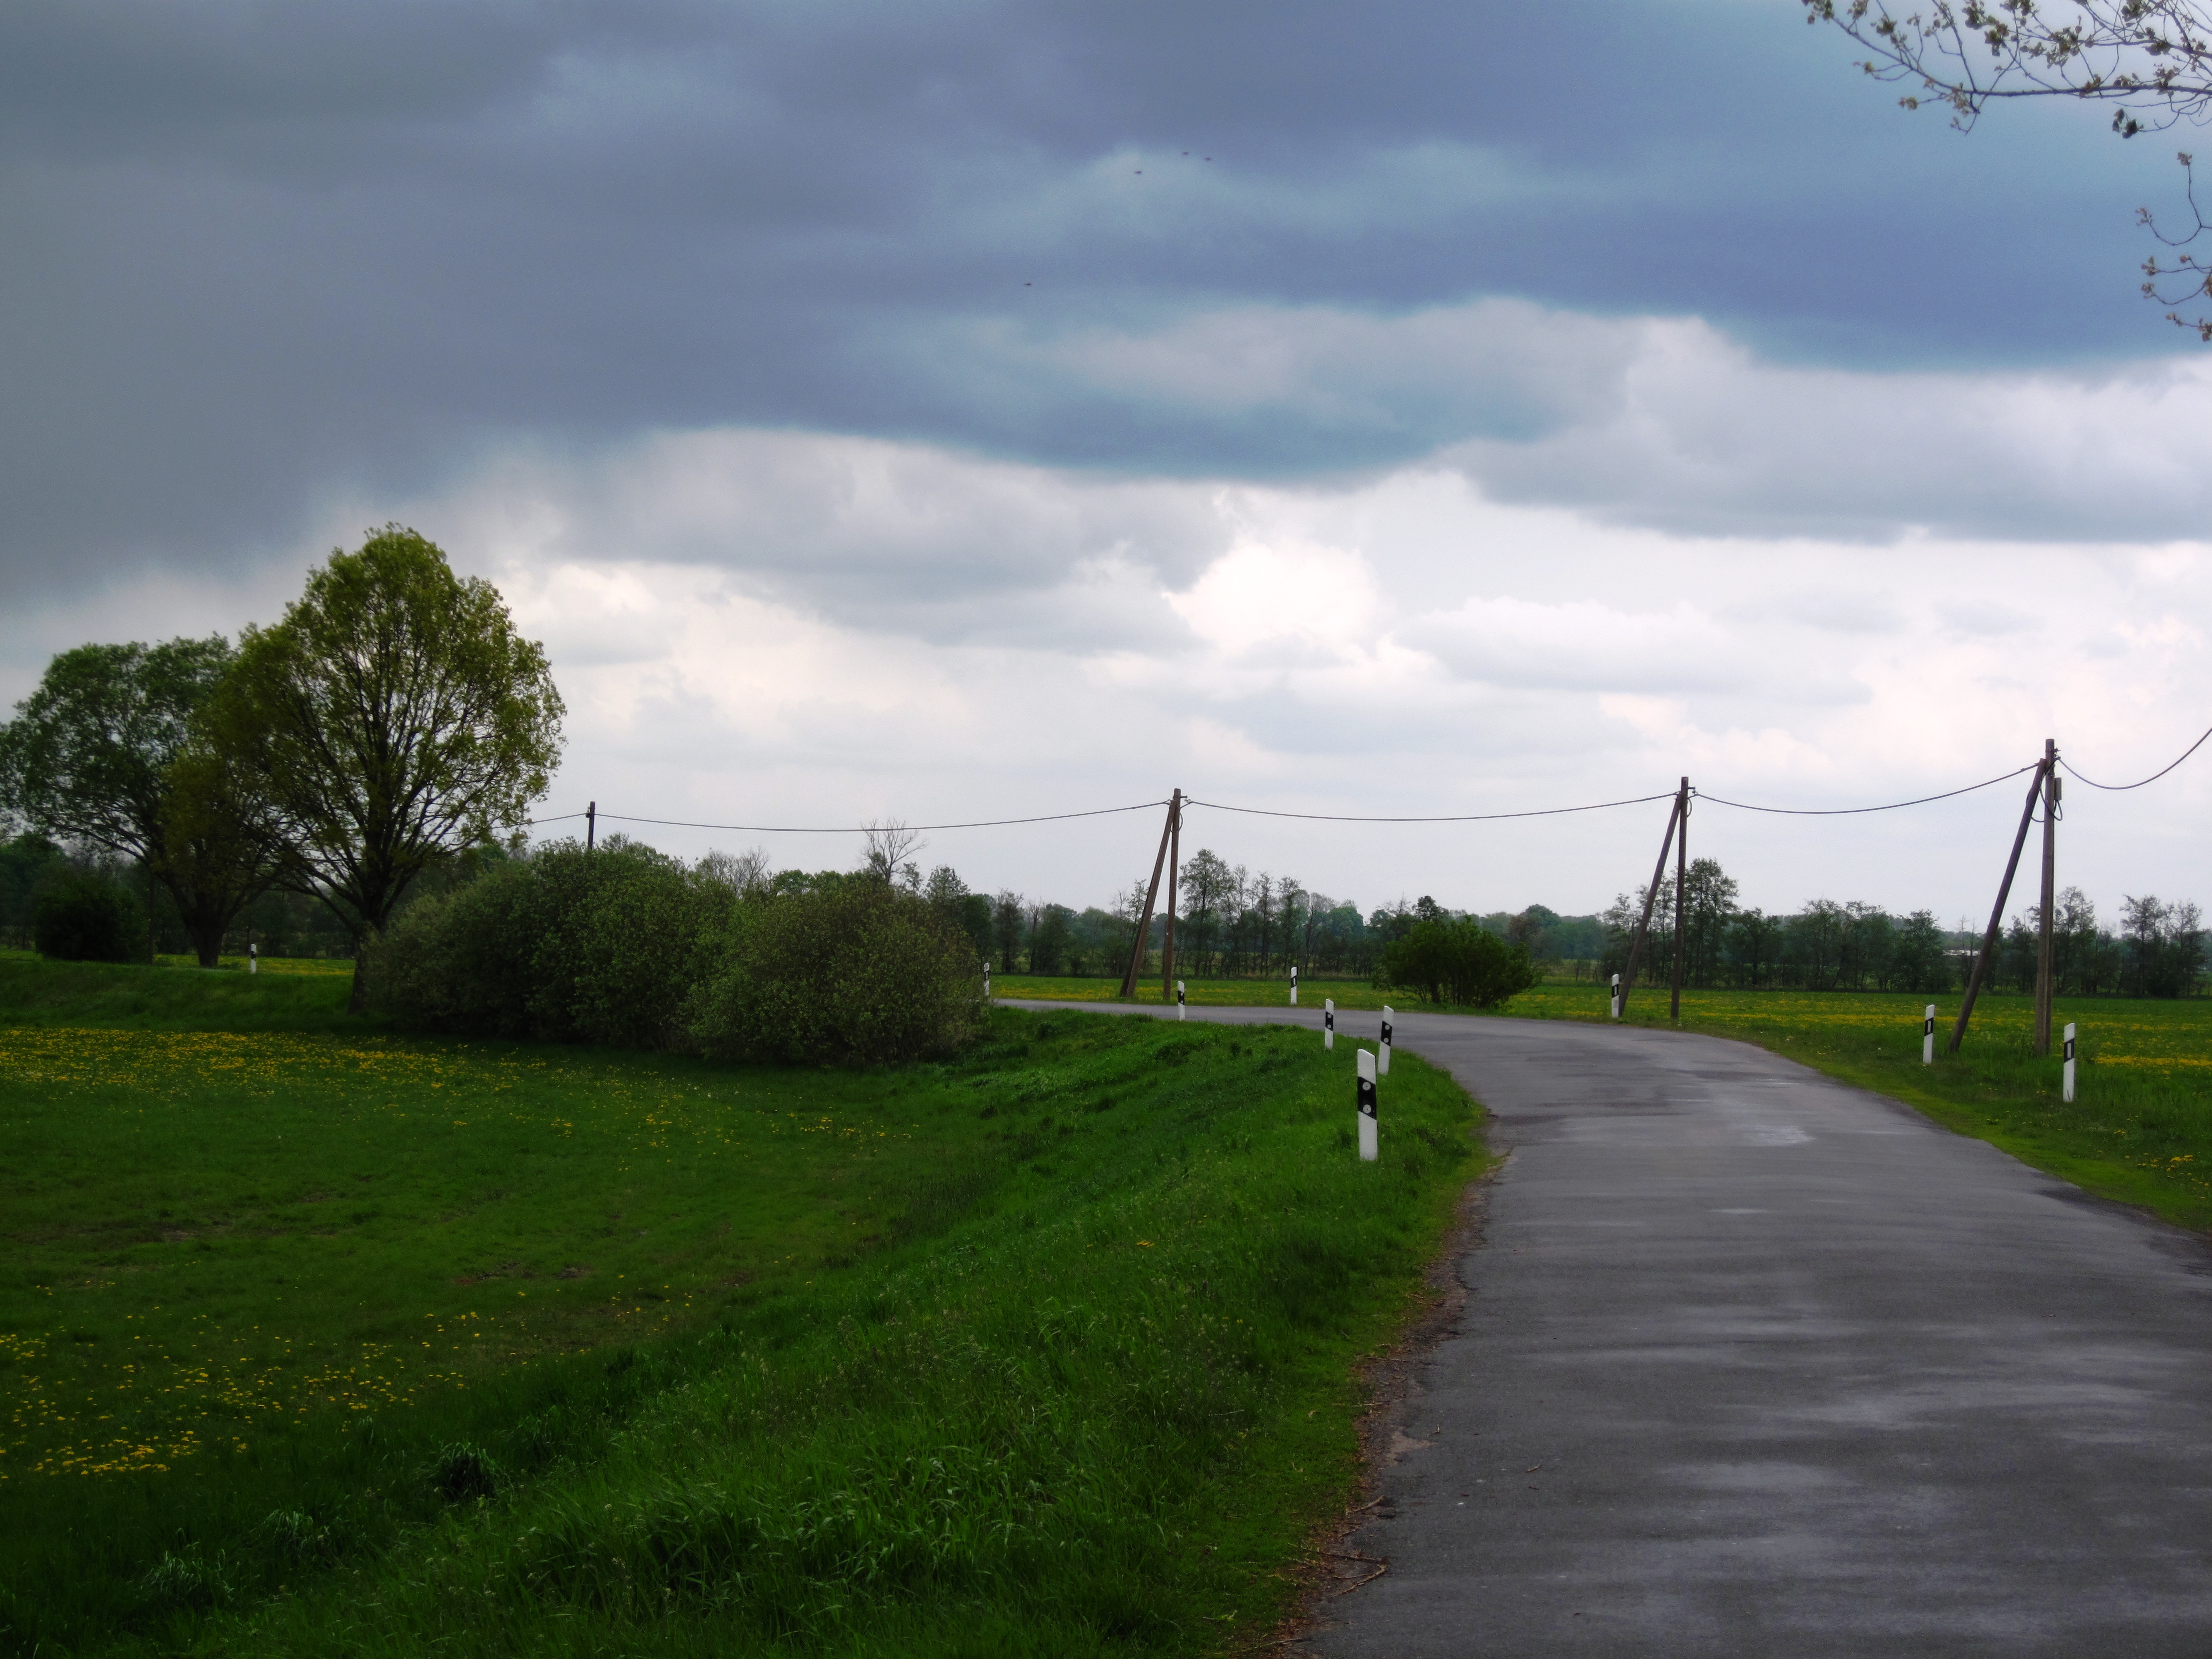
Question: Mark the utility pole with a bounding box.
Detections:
[1118,795,1177,1000]
[1670,776,1689,1022]
[586,801,596,850]
[2034,738,2057,1057]
[1619,789,1683,1018]
[1950,758,2050,1054]
[1160,789,1183,1004]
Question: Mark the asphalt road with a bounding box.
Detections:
[1002,997,2212,1655]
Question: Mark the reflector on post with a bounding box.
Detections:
[1356,1048,1378,1162]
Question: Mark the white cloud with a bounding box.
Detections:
[16,307,2212,923]
[355,426,2212,919]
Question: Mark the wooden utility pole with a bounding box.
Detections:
[586,801,597,850]
[1619,789,1683,1018]
[1670,776,1689,1022]
[1950,758,2050,1054]
[1159,789,1183,1003]
[2034,738,2057,1057]
[1118,795,1178,1000]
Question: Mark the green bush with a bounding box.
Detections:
[365,860,543,1038]
[33,869,147,963]
[1376,916,1538,1008]
[521,839,738,1048]
[692,879,986,1064]
[368,838,737,1048]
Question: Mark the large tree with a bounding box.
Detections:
[1806,0,2212,329]
[0,635,282,965]
[213,526,564,1009]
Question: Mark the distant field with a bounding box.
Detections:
[1,951,361,1032]
[154,953,353,975]
[999,974,2212,1231]
[1002,974,1403,1012]
[0,955,1482,1656]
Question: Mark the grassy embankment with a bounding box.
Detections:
[0,951,1481,1656]
[1000,972,2212,1232]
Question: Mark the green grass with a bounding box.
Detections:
[0,955,1482,1656]
[1004,972,2212,1232]
[0,951,364,1033]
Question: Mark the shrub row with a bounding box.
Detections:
[367,839,986,1063]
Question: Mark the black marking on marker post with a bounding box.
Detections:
[1357,1074,1377,1119]
[1924,1011,1935,1039]
[2064,1029,2076,1063]
[1380,1016,1393,1048]
[1325,1007,1335,1034]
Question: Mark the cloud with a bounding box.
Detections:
[14,424,2212,919]
[0,0,2193,598]
[393,429,1229,649]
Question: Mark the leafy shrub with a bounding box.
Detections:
[366,860,544,1038]
[32,869,146,963]
[1375,917,1538,1008]
[692,880,986,1064]
[368,838,738,1048]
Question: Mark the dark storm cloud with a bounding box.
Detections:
[0,0,2185,595]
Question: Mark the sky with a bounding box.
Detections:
[7,0,2211,925]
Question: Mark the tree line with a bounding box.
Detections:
[0,528,563,1008]
[1597,859,2207,999]
[935,845,1594,983]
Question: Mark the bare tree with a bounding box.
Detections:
[699,846,773,896]
[860,818,926,886]
[1805,0,2212,330]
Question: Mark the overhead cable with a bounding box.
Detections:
[525,800,1170,834]
[2060,723,2212,791]
[1693,763,2039,817]
[1182,791,1677,824]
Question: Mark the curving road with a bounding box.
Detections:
[1002,998,2212,1656]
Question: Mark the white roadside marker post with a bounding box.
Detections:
[249,942,258,977]
[2063,1022,2077,1103]
[1324,998,1335,1049]
[1379,1007,1393,1076]
[1177,980,1187,1020]
[1922,1004,1935,1065]
[1290,964,1298,1006]
[984,961,992,1004]
[1609,973,1620,1020]
[1357,1049,1378,1162]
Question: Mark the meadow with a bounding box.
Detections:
[0,952,1481,1656]
[1001,972,2212,1231]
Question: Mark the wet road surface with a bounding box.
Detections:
[1004,998,2212,1656]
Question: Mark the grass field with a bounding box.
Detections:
[0,952,1482,1656]
[999,973,2212,1232]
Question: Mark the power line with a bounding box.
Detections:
[1183,791,1677,823]
[525,800,1170,834]
[2060,722,2212,791]
[533,765,2053,836]
[1693,763,2039,817]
